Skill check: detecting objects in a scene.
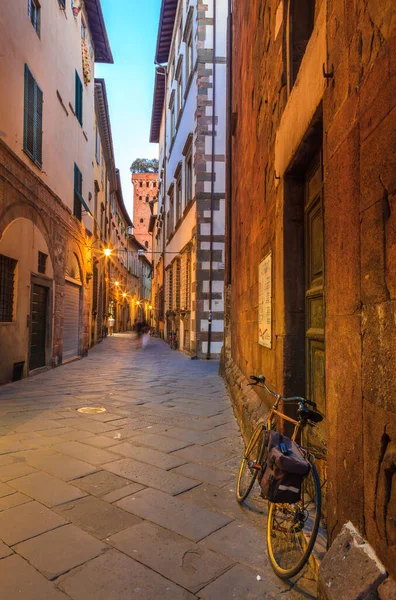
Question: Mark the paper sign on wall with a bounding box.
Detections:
[258,252,272,348]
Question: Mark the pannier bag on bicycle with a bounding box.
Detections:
[259,431,310,503]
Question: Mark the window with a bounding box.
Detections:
[186,30,193,82]
[145,241,149,248]
[153,182,157,188]
[24,65,43,168]
[140,218,144,223]
[81,19,86,40]
[168,184,174,235]
[75,71,83,126]
[169,91,176,142]
[146,196,149,203]
[288,0,316,90]
[0,255,17,322]
[73,164,83,221]
[58,0,65,8]
[28,0,40,36]
[38,251,47,274]
[95,127,100,164]
[176,58,183,117]
[183,133,193,205]
[139,181,142,188]
[146,182,150,188]
[175,172,182,223]
[139,196,142,201]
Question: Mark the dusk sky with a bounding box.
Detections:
[96,0,161,219]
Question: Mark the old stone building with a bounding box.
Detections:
[131,171,157,253]
[0,0,113,383]
[150,0,228,357]
[222,0,396,590]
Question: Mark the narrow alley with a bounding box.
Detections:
[0,335,316,599]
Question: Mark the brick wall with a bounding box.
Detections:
[132,172,157,253]
[224,0,396,579]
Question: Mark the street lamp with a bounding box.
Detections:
[103,248,112,257]
[122,292,127,298]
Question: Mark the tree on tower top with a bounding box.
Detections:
[130,158,159,173]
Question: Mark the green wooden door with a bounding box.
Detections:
[305,154,326,454]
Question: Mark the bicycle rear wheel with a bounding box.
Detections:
[267,459,321,579]
[236,422,266,503]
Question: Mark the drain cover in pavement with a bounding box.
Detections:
[77,407,107,414]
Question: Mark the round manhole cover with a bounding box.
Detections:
[77,407,107,414]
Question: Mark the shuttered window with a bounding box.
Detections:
[73,164,83,221]
[75,71,83,126]
[24,65,43,168]
[28,0,40,37]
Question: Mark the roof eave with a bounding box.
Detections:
[85,0,114,64]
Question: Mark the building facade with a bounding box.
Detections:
[150,0,228,358]
[0,0,113,383]
[222,0,396,588]
[131,171,157,253]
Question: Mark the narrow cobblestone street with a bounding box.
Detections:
[0,335,316,599]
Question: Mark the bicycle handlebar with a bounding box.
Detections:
[248,374,317,409]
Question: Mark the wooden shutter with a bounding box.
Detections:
[24,65,35,159]
[35,85,43,167]
[75,71,83,125]
[74,164,82,220]
[24,65,43,168]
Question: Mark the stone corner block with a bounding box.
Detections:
[318,522,387,600]
[378,577,396,600]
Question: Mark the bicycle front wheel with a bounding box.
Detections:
[236,422,266,503]
[267,459,321,579]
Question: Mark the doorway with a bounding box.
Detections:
[29,283,48,371]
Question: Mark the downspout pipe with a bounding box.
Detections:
[207,0,217,359]
[226,0,232,287]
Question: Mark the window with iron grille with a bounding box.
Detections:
[28,0,40,36]
[92,264,98,313]
[24,65,43,168]
[0,255,17,322]
[73,163,83,221]
[58,0,66,9]
[38,251,47,274]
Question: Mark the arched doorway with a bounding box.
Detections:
[63,252,83,361]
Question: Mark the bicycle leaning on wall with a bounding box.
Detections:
[236,375,324,579]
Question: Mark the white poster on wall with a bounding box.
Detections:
[258,252,272,348]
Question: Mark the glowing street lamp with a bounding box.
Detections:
[122,292,127,298]
[103,248,112,257]
[115,281,120,287]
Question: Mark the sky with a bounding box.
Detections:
[96,0,161,219]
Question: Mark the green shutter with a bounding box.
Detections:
[24,65,35,159]
[24,64,43,167]
[74,164,82,221]
[35,85,43,167]
[75,71,83,126]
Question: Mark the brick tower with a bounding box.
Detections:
[132,172,157,254]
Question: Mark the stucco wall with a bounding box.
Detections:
[0,0,95,218]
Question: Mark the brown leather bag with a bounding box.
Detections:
[259,431,310,503]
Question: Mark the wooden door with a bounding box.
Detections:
[29,284,48,371]
[305,154,326,450]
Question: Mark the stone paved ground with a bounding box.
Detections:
[0,334,317,599]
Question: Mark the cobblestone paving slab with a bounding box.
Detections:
[109,521,234,593]
[104,457,199,494]
[14,524,108,579]
[0,554,70,599]
[116,487,232,542]
[58,550,195,600]
[0,334,316,599]
[0,500,66,545]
